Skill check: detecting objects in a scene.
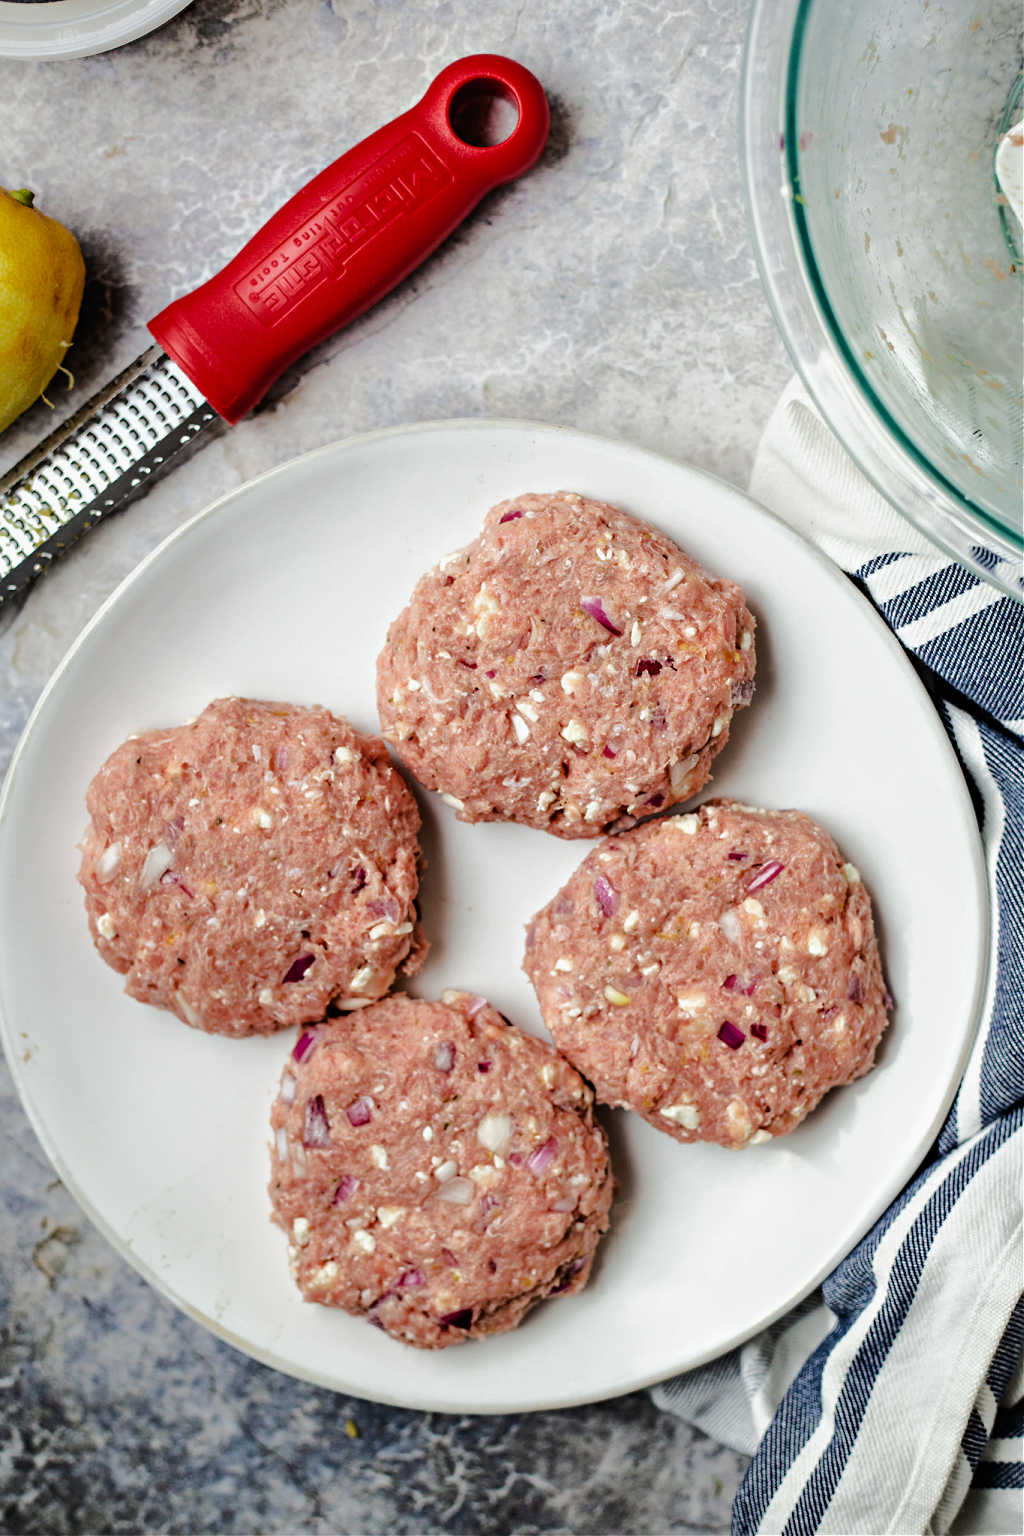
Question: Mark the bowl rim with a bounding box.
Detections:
[741,0,1024,596]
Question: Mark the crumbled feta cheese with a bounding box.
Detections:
[609,933,626,952]
[377,1206,404,1228]
[516,699,539,723]
[422,1125,433,1141]
[561,671,584,695]
[842,862,861,884]
[661,1101,700,1129]
[370,1144,389,1169]
[352,1229,376,1253]
[333,746,356,765]
[749,1129,773,1145]
[537,789,557,812]
[554,956,573,973]
[511,713,530,744]
[434,1159,458,1182]
[630,620,641,645]
[259,987,274,1006]
[561,719,588,744]
[252,808,273,829]
[807,929,829,957]
[477,1111,513,1153]
[349,965,375,992]
[742,897,766,920]
[96,912,117,940]
[604,985,630,1006]
[675,813,699,835]
[441,793,464,810]
[292,1216,311,1247]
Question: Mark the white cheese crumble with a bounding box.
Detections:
[661,1101,700,1129]
[561,719,588,744]
[254,909,267,929]
[511,713,530,744]
[370,1144,389,1169]
[554,956,573,972]
[604,985,630,1006]
[750,1129,773,1145]
[377,1206,404,1228]
[292,1216,311,1247]
[96,912,117,940]
[422,1125,433,1141]
[349,965,375,992]
[258,988,275,1006]
[352,1229,376,1253]
[441,793,464,810]
[516,699,539,723]
[609,933,626,952]
[477,1111,513,1153]
[807,930,829,957]
[675,813,699,835]
[434,1159,458,1182]
[333,746,356,765]
[842,862,861,884]
[252,808,273,829]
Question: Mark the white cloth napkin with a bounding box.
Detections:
[651,381,1024,1536]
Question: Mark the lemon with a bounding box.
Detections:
[0,187,85,435]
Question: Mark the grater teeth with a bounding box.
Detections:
[0,345,219,608]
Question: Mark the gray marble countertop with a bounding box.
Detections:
[0,1,790,1530]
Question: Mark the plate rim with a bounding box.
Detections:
[0,416,991,1413]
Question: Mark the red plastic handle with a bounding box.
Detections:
[147,55,549,423]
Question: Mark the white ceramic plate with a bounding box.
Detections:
[0,420,987,1413]
[0,0,191,60]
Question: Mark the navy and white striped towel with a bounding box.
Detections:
[652,381,1024,1536]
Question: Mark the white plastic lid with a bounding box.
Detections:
[0,0,192,59]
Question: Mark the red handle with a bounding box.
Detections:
[148,55,549,423]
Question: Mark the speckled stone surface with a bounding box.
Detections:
[0,0,790,1529]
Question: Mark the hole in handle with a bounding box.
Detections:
[449,80,521,147]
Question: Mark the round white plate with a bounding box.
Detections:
[0,420,986,1413]
[0,0,191,60]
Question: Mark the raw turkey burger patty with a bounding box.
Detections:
[376,491,756,837]
[78,697,425,1037]
[269,992,613,1348]
[523,800,890,1147]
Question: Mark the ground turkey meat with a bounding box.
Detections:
[376,491,755,837]
[269,991,613,1347]
[523,800,891,1146]
[78,697,425,1037]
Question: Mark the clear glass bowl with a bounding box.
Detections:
[742,0,1024,598]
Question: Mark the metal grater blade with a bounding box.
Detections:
[0,345,220,607]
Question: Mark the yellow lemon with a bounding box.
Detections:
[0,187,85,435]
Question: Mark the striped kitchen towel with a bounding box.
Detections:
[652,380,1024,1536]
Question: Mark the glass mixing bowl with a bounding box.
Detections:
[742,0,1024,598]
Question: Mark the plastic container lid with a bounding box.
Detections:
[0,0,192,60]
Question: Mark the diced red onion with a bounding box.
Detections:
[398,1268,425,1288]
[441,1247,458,1266]
[351,866,367,894]
[821,1005,840,1022]
[272,746,290,774]
[165,816,185,847]
[160,869,194,899]
[499,508,523,524]
[549,1258,586,1294]
[140,842,173,891]
[346,1096,372,1127]
[332,1174,358,1205]
[602,744,617,759]
[635,658,662,678]
[283,953,315,984]
[477,1060,492,1073]
[724,974,759,997]
[846,974,862,1003]
[651,706,667,731]
[366,897,399,921]
[527,1136,558,1175]
[507,1152,523,1167]
[367,1312,385,1330]
[884,988,895,1011]
[456,658,477,670]
[436,1177,474,1205]
[292,1030,316,1063]
[747,860,785,893]
[717,1021,745,1050]
[96,841,122,881]
[723,974,739,992]
[727,849,748,861]
[433,1040,456,1072]
[580,596,622,636]
[594,874,616,918]
[465,995,488,1017]
[647,793,665,808]
[440,1308,473,1328]
[731,678,755,707]
[751,1023,768,1041]
[303,1094,332,1147]
[485,669,496,678]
